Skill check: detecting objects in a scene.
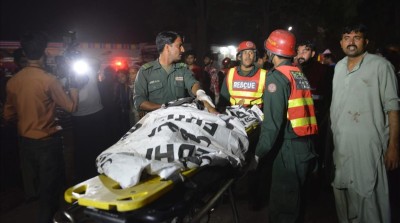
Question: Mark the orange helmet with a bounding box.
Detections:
[237,41,256,54]
[264,29,296,57]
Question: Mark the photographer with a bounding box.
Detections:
[58,31,108,183]
[69,58,107,184]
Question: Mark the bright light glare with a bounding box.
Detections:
[220,47,228,55]
[115,61,123,67]
[288,26,293,31]
[73,60,89,75]
[219,45,237,58]
[228,45,237,57]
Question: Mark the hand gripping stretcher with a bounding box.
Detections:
[54,98,262,223]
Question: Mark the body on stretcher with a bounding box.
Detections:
[54,99,262,223]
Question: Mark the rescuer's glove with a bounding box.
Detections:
[196,89,215,108]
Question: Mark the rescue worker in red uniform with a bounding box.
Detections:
[254,29,318,223]
[218,41,267,110]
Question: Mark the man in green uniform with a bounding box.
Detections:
[255,29,318,223]
[133,31,216,113]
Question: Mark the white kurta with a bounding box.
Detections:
[330,52,399,197]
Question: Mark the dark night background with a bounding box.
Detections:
[1,0,400,58]
[1,1,400,222]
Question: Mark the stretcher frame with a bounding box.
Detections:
[56,166,240,223]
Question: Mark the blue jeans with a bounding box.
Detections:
[18,134,65,223]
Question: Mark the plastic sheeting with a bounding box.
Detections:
[96,102,261,188]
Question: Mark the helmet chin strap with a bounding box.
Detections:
[267,51,275,64]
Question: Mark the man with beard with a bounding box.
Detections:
[133,31,216,114]
[330,23,399,223]
[296,41,331,118]
[296,41,332,193]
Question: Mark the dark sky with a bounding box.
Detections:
[2,0,399,50]
[1,0,155,43]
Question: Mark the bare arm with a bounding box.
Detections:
[139,82,201,112]
[50,78,79,113]
[191,82,201,96]
[385,110,399,170]
[139,100,163,111]
[68,88,79,112]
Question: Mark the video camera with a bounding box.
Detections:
[58,31,90,89]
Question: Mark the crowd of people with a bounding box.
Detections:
[0,23,399,223]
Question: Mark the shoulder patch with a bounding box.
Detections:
[141,62,153,70]
[267,83,277,93]
[176,62,187,69]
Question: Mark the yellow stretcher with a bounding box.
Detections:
[55,122,259,223]
[64,168,197,212]
[57,167,239,223]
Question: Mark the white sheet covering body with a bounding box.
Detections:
[96,103,259,188]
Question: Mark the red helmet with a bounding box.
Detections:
[264,29,296,57]
[237,41,256,54]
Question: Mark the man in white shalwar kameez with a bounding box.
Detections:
[330,23,399,223]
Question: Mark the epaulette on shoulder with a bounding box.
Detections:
[176,62,187,69]
[141,62,154,70]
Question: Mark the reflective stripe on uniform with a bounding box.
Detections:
[227,68,266,106]
[288,97,314,108]
[275,65,318,136]
[290,116,317,128]
[230,97,263,106]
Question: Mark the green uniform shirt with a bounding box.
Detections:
[133,60,198,110]
[255,61,298,158]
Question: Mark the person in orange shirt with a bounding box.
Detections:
[3,32,79,223]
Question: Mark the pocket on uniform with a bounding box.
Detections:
[148,82,163,99]
[149,82,163,92]
[293,144,317,180]
[174,81,186,97]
